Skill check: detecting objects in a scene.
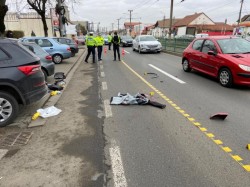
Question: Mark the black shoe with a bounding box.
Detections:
[98,59,101,61]
[113,59,116,61]
[118,59,121,61]
[100,58,102,60]
[84,60,88,63]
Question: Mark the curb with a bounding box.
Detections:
[28,49,87,128]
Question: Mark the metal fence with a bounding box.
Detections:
[158,38,193,54]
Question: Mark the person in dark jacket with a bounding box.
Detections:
[112,31,121,61]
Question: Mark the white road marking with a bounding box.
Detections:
[104,100,112,118]
[124,50,130,54]
[149,64,186,84]
[101,72,105,77]
[109,140,128,187]
[102,82,108,90]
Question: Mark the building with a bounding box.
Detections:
[152,18,181,37]
[4,12,53,37]
[124,22,140,37]
[235,14,250,36]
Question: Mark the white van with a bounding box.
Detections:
[195,33,209,38]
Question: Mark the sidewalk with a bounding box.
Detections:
[0,48,106,186]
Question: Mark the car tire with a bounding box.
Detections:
[219,68,233,87]
[182,59,191,72]
[138,46,141,54]
[133,46,135,51]
[42,69,48,82]
[0,91,19,127]
[53,54,63,64]
[71,49,76,57]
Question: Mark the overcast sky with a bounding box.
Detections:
[69,0,250,30]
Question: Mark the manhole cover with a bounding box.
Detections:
[0,131,33,148]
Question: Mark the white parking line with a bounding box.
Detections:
[124,50,130,54]
[102,82,108,90]
[101,72,105,77]
[104,100,112,118]
[109,140,128,187]
[149,64,186,84]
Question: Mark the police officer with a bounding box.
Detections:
[95,33,104,61]
[107,32,112,50]
[112,31,121,61]
[85,32,97,63]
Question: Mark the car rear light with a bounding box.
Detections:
[45,55,52,60]
[67,47,71,51]
[18,65,41,76]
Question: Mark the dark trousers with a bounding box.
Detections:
[97,46,103,60]
[108,42,111,50]
[85,46,95,63]
[113,45,120,60]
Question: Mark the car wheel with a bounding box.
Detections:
[71,49,76,57]
[219,68,233,87]
[138,46,141,54]
[53,54,63,64]
[0,91,19,127]
[182,59,191,72]
[42,69,48,82]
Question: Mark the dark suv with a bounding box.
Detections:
[0,39,47,127]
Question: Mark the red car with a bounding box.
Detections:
[182,36,250,87]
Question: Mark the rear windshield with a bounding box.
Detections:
[217,38,250,54]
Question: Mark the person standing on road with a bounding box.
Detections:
[112,31,121,61]
[85,32,97,63]
[108,32,112,50]
[95,33,104,61]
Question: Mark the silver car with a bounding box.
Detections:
[132,35,162,53]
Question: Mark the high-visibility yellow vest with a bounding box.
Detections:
[108,35,112,42]
[95,36,104,46]
[86,36,96,46]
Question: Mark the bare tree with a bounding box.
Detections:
[0,0,8,37]
[27,0,50,36]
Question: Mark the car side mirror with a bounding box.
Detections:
[208,50,217,56]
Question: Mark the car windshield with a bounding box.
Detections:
[217,38,250,54]
[140,36,157,41]
[122,36,133,40]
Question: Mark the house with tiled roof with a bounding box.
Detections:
[236,14,250,36]
[174,12,215,36]
[123,22,140,37]
[151,18,181,37]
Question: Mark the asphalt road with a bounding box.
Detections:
[101,46,250,187]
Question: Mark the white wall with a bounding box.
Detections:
[190,14,215,25]
[177,27,186,36]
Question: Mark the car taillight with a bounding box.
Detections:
[18,65,40,76]
[45,55,52,60]
[67,47,71,51]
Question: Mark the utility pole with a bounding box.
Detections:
[111,23,114,32]
[169,0,174,38]
[117,18,121,33]
[128,10,133,36]
[238,0,244,26]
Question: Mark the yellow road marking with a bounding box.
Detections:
[121,60,249,172]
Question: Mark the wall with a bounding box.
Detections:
[190,14,215,25]
[177,26,186,35]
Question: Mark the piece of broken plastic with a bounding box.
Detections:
[210,113,228,120]
[37,106,62,118]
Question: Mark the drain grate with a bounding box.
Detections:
[0,131,33,148]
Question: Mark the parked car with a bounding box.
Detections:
[52,37,79,57]
[195,33,209,38]
[21,42,55,81]
[120,35,133,47]
[103,36,109,45]
[182,36,250,87]
[75,35,85,45]
[21,37,71,64]
[0,38,47,127]
[132,35,162,53]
